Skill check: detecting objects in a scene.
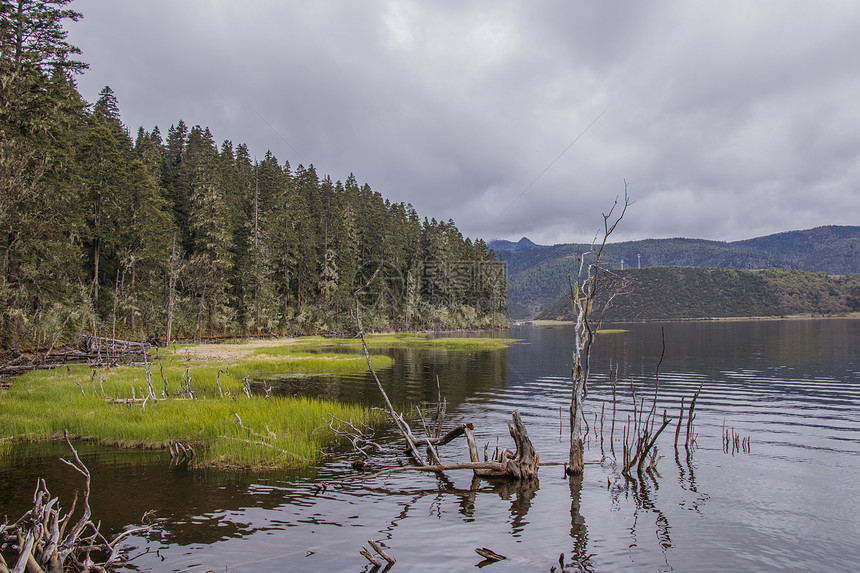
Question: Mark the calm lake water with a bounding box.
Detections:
[2,319,858,572]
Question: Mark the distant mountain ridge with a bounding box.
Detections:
[489,225,860,319]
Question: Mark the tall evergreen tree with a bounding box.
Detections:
[263,157,296,323]
[77,115,131,313]
[133,126,165,189]
[0,2,509,348]
[118,159,173,334]
[0,0,87,351]
[291,164,321,314]
[93,85,132,155]
[187,126,234,337]
[162,120,191,250]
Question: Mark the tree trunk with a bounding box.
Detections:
[253,173,260,333]
[283,242,290,320]
[504,410,540,479]
[92,237,100,311]
[165,233,176,344]
[130,260,136,334]
[569,381,585,474]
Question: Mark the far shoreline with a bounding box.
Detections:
[521,312,860,327]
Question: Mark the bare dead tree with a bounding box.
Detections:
[345,285,540,481]
[355,294,427,465]
[568,185,631,475]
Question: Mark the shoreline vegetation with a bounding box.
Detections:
[0,334,512,470]
[527,312,860,327]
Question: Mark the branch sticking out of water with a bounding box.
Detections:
[0,431,152,572]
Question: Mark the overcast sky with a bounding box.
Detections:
[66,1,860,245]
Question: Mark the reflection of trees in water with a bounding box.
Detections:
[261,346,510,410]
[0,445,328,546]
[603,468,675,570]
[600,449,709,571]
[486,476,539,535]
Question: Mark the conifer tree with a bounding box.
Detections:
[77,115,129,313]
[93,85,132,155]
[134,126,165,188]
[0,0,88,351]
[239,150,278,332]
[119,159,173,334]
[0,1,510,347]
[264,157,297,323]
[187,126,234,337]
[162,120,192,250]
[290,164,321,316]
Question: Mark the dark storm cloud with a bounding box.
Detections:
[67,0,860,244]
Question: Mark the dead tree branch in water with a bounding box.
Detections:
[355,294,427,465]
[0,431,151,572]
[346,286,540,481]
[685,384,702,452]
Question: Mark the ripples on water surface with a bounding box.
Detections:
[1,319,858,571]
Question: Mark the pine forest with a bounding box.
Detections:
[0,1,508,355]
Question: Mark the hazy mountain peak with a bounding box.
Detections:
[489,236,542,252]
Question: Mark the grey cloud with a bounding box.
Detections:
[68,0,860,244]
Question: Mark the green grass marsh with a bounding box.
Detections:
[0,334,511,469]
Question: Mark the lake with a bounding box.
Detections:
[1,319,858,571]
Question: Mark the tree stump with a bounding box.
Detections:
[465,410,539,479]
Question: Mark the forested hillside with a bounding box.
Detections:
[494,226,860,318]
[0,2,506,354]
[536,267,860,322]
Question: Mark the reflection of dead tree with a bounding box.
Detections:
[346,293,539,481]
[625,470,673,556]
[568,186,630,475]
[567,473,591,570]
[0,431,151,573]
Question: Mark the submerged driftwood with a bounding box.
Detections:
[0,431,151,573]
[347,294,540,481]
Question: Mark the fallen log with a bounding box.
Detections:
[350,460,507,481]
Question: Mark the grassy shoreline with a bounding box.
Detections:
[0,334,512,470]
